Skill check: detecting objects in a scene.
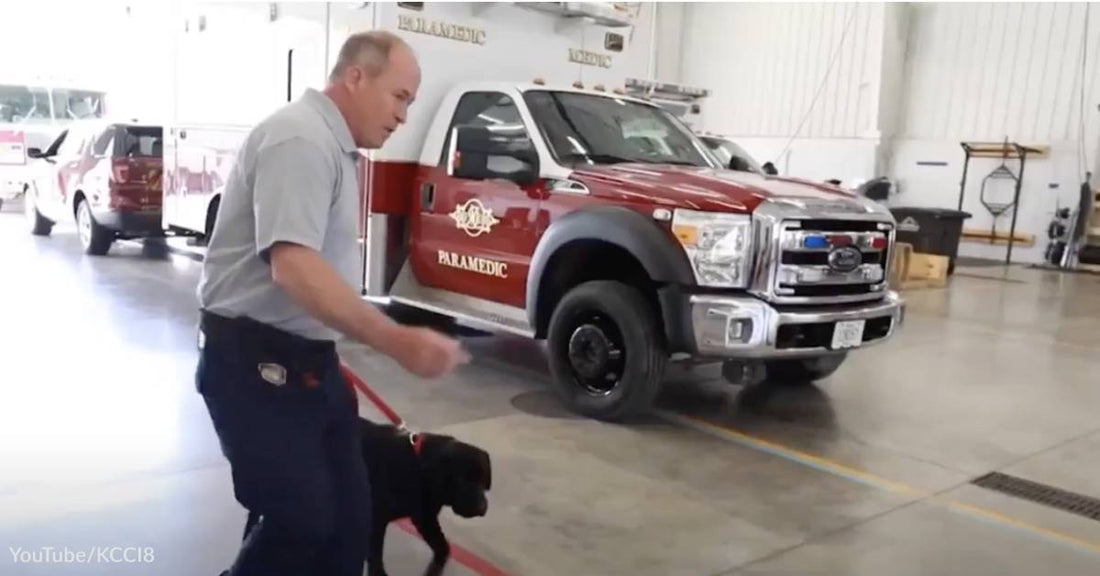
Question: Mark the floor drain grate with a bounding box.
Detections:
[971,472,1100,522]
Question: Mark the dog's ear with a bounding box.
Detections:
[476,448,491,491]
[426,439,456,483]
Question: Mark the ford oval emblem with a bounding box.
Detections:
[827,247,863,272]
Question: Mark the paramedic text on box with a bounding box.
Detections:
[10,546,156,565]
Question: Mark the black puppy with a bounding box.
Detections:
[241,417,492,576]
[361,417,492,576]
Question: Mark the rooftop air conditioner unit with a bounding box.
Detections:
[520,2,636,28]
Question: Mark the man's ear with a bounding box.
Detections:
[339,66,361,91]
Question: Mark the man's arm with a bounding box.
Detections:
[269,242,468,378]
[269,242,403,356]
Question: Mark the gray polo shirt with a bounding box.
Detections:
[197,88,361,341]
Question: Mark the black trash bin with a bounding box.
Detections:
[889,207,972,274]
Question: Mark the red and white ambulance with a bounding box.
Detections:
[169,2,905,421]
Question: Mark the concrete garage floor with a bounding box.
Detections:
[2,204,1100,576]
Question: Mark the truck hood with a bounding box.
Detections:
[569,163,880,214]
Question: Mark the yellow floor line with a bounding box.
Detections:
[666,413,920,495]
[943,500,1100,557]
[665,412,1100,558]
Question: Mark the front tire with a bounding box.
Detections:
[76,199,114,255]
[546,281,666,421]
[765,354,847,386]
[25,191,54,236]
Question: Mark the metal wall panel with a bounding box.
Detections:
[901,3,1099,143]
[681,2,883,139]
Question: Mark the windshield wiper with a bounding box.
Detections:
[560,152,638,165]
[639,159,702,167]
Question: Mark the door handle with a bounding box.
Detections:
[420,183,434,210]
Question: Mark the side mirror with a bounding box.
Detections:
[727,156,752,172]
[26,147,43,159]
[449,125,540,186]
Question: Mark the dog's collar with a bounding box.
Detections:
[399,423,425,457]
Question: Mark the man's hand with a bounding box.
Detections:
[268,242,469,378]
[391,326,471,379]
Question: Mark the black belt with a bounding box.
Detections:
[199,310,336,378]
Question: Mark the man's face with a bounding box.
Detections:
[344,46,421,149]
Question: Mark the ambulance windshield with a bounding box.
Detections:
[523,91,719,169]
[0,85,106,124]
[0,85,52,124]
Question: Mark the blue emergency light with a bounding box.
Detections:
[802,235,830,249]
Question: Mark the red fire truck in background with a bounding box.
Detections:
[169,2,904,421]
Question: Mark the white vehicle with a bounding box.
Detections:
[697,132,769,174]
[0,80,107,208]
[161,2,328,238]
[170,2,903,420]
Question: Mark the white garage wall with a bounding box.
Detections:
[0,4,161,116]
[680,2,1097,264]
[607,2,686,86]
[899,3,1098,143]
[681,2,889,181]
[890,3,1099,264]
[651,2,686,84]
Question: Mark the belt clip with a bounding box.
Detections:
[258,363,288,386]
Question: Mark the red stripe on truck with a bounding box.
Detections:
[361,157,421,216]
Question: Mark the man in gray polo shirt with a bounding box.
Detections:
[195,31,468,576]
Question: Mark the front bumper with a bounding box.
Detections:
[682,290,904,360]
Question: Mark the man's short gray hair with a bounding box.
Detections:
[328,31,409,83]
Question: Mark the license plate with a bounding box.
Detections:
[831,320,865,349]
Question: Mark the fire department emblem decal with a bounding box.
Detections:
[449,199,500,237]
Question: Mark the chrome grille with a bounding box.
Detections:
[772,221,892,303]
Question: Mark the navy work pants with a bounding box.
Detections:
[196,311,370,576]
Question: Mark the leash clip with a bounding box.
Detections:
[397,421,425,456]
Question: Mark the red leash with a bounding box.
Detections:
[338,362,424,455]
[339,363,405,427]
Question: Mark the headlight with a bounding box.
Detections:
[671,209,753,288]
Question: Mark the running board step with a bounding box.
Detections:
[386,263,535,338]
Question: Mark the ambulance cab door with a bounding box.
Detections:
[411,91,542,309]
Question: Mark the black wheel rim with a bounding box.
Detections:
[565,312,626,396]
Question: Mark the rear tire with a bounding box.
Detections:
[546,280,666,422]
[76,198,114,256]
[25,191,53,236]
[765,355,847,386]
